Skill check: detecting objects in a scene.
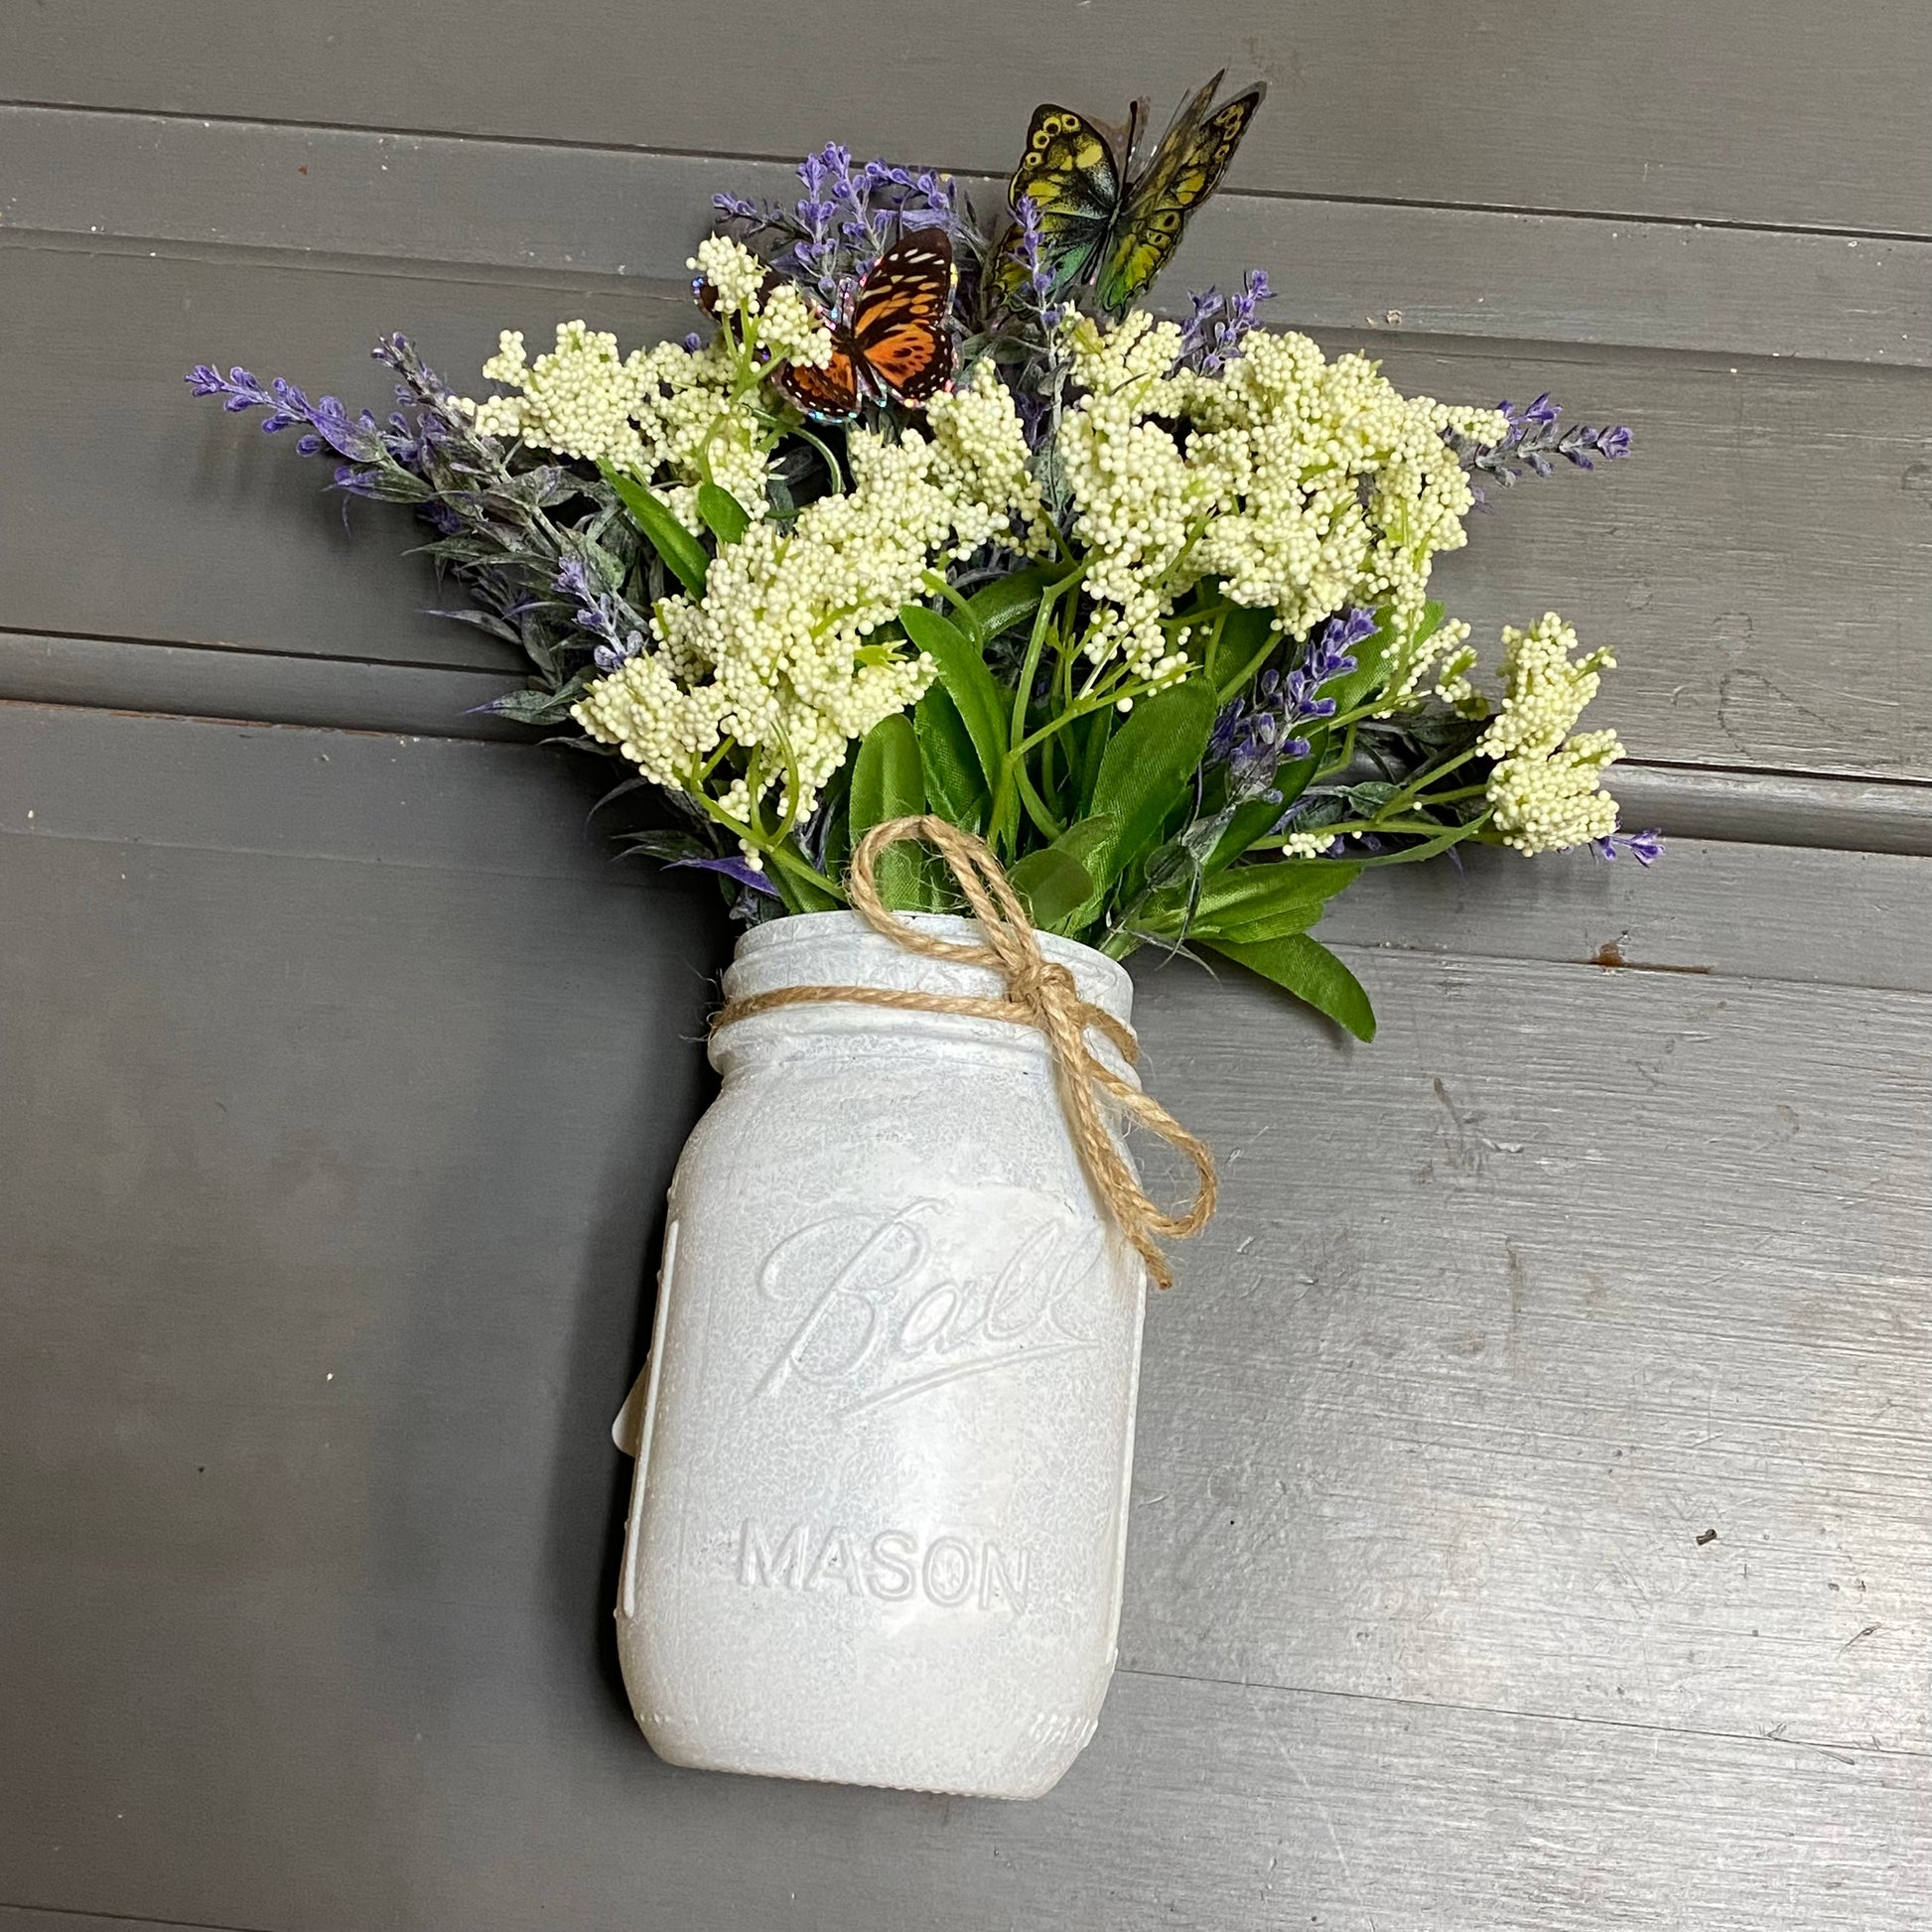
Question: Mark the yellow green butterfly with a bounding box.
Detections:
[1002,71,1267,316]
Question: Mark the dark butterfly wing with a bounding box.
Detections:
[849,230,956,407]
[998,102,1130,302]
[778,341,865,420]
[1097,75,1267,314]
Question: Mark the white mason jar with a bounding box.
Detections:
[615,910,1147,1798]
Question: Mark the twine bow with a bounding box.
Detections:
[711,815,1217,1290]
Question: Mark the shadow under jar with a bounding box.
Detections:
[615,911,1149,1797]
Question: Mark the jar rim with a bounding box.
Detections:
[732,909,1132,1002]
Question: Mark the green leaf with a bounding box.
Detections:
[898,604,1011,796]
[1204,932,1376,1041]
[1007,847,1095,930]
[1212,604,1278,697]
[696,483,752,546]
[913,686,989,834]
[1190,860,1361,943]
[1007,814,1116,932]
[1082,677,1220,904]
[963,565,1060,645]
[483,677,592,728]
[598,464,711,599]
[1067,706,1115,818]
[848,713,928,909]
[771,841,842,911]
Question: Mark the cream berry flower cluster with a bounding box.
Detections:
[1478,613,1625,854]
[465,321,653,470]
[458,238,834,532]
[1058,312,1506,695]
[573,368,1042,852]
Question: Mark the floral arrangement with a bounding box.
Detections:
[190,75,1647,1041]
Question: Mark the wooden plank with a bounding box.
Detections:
[1126,944,1932,1752]
[6,238,1930,789]
[1322,838,1932,995]
[0,631,525,741]
[12,702,1931,989]
[3,705,1928,1930]
[4,1596,1924,1930]
[0,702,669,886]
[1366,334,1932,788]
[6,104,1928,365]
[0,234,683,676]
[13,635,1932,863]
[0,1912,250,1932]
[1609,763,1932,857]
[1,1,1926,236]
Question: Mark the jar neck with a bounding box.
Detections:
[710,912,1136,1074]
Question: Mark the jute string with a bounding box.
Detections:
[711,815,1217,1290]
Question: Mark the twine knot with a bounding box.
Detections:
[711,815,1217,1290]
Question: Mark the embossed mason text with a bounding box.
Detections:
[737,1520,1032,1614]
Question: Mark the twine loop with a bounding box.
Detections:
[711,815,1217,1290]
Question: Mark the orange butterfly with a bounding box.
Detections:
[777,230,956,420]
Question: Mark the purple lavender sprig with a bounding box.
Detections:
[555,558,645,674]
[1176,270,1274,374]
[188,335,623,699]
[1010,194,1068,330]
[1450,392,1633,501]
[1209,607,1375,801]
[187,362,402,483]
[1590,828,1664,866]
[714,145,954,302]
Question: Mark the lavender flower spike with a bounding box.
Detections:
[1455,391,1635,493]
[555,558,643,674]
[1591,828,1665,866]
[1208,607,1375,800]
[1176,269,1274,374]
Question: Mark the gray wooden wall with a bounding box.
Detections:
[2,7,1928,1927]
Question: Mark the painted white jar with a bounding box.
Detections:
[615,910,1147,1798]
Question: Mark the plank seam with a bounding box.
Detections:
[0,621,516,683]
[0,1903,268,1932]
[2,97,1924,244]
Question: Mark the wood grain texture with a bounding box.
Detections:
[1128,947,1931,1751]
[6,1616,1926,1932]
[0,631,526,741]
[3,706,1927,1928]
[7,104,1927,365]
[2,1,1927,235]
[7,237,1931,789]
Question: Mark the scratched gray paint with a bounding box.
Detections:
[7,105,1929,366]
[3,709,1928,1929]
[5,5,1931,1922]
[6,238,1931,788]
[3,0,1928,235]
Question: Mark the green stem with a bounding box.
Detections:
[791,421,846,493]
[1014,763,1066,841]
[1215,627,1282,703]
[1314,721,1357,781]
[1380,746,1481,819]
[920,570,983,641]
[767,839,848,903]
